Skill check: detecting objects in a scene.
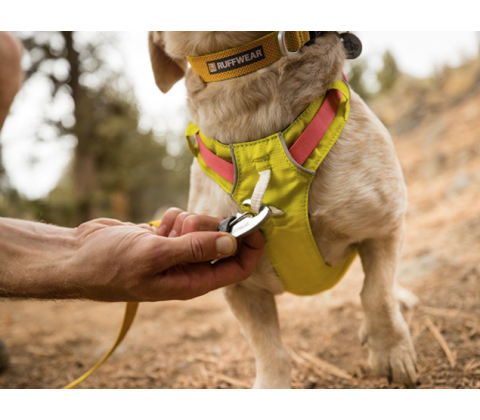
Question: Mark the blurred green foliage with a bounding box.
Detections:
[35,84,191,226]
[0,31,190,227]
[377,51,400,94]
[347,58,372,100]
[347,49,400,99]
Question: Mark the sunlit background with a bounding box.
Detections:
[0,31,479,225]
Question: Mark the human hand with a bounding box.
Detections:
[68,211,264,302]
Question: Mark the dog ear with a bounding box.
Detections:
[148,31,188,93]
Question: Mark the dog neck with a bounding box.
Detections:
[184,32,346,145]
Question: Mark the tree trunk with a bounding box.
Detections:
[62,31,97,224]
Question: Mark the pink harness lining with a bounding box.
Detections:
[289,89,342,166]
[197,134,235,183]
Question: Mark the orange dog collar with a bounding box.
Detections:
[186,31,311,83]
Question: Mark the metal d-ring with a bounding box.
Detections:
[278,31,299,56]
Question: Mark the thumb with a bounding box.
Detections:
[165,231,238,265]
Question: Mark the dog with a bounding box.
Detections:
[148,31,417,388]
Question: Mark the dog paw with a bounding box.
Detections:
[360,320,417,387]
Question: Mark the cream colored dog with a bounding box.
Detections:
[148,31,417,388]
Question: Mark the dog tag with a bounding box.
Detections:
[341,33,362,59]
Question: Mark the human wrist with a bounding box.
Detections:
[0,218,79,299]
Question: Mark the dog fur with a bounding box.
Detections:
[149,31,417,388]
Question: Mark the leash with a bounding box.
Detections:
[63,220,162,389]
[63,302,139,389]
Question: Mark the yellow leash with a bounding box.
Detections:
[63,302,139,389]
[63,220,162,389]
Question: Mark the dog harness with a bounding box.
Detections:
[185,78,357,296]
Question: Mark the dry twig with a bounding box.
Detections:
[422,306,476,322]
[286,345,354,381]
[286,345,326,380]
[211,373,250,389]
[463,358,480,373]
[424,317,456,367]
[298,350,355,381]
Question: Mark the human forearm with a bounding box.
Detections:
[0,218,77,299]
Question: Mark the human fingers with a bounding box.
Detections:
[180,214,222,236]
[164,211,220,238]
[148,230,265,301]
[156,208,184,237]
[169,211,192,238]
[162,231,237,266]
[209,230,265,285]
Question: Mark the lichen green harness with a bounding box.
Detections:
[186,79,357,296]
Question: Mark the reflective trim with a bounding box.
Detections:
[229,144,238,196]
[187,135,198,157]
[279,132,315,175]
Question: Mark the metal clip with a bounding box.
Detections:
[218,202,271,239]
[212,201,272,264]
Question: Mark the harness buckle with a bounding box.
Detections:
[219,201,272,240]
[212,202,272,264]
[278,31,300,56]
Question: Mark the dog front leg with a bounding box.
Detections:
[358,228,417,387]
[223,283,291,389]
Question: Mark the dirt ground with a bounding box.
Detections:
[1,66,480,389]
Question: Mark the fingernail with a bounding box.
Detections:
[158,225,168,236]
[216,234,236,255]
[169,229,178,238]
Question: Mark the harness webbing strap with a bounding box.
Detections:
[197,133,234,183]
[289,90,342,166]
